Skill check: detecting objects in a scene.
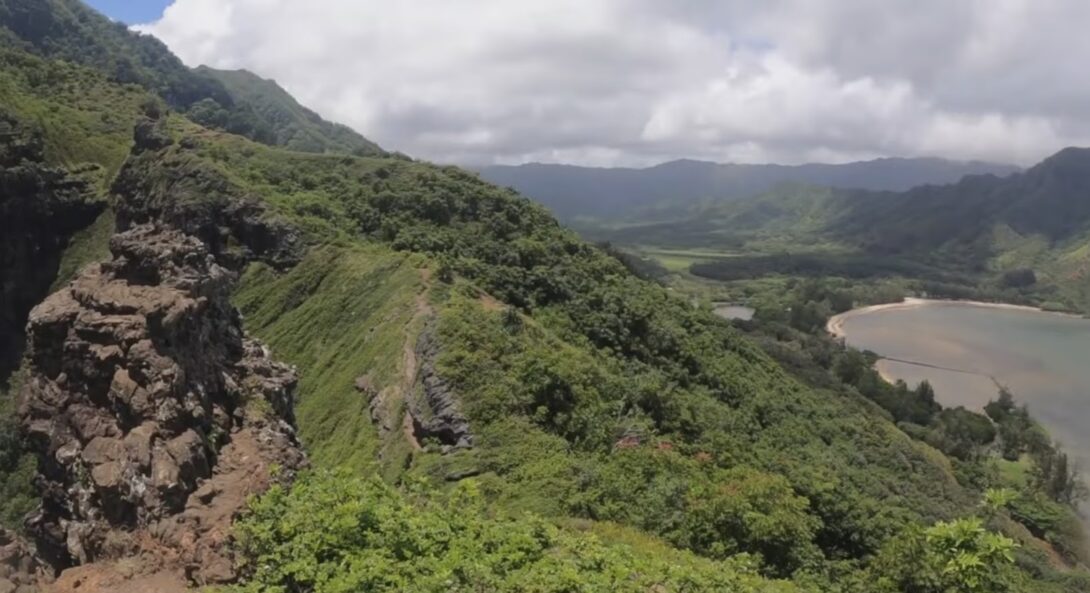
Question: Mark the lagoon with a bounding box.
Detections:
[829,299,1090,474]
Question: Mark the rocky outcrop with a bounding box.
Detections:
[0,111,104,383]
[0,527,48,592]
[18,224,305,588]
[407,324,473,450]
[113,116,303,271]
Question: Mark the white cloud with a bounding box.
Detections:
[139,0,1090,166]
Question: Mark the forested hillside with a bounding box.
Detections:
[0,0,384,155]
[0,2,1086,592]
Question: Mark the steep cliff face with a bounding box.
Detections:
[0,112,104,384]
[17,224,306,589]
[408,323,473,451]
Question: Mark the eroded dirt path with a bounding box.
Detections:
[370,268,434,457]
[399,273,435,451]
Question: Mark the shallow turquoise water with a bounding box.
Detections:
[837,301,1090,471]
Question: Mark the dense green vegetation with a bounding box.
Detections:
[689,252,960,283]
[866,516,1020,593]
[192,123,1086,589]
[229,470,799,593]
[0,2,1086,591]
[0,370,35,530]
[0,42,147,185]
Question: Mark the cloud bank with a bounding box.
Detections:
[140,0,1090,166]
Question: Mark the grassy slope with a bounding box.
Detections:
[230,253,808,591]
[235,246,426,473]
[0,45,146,186]
[0,35,141,292]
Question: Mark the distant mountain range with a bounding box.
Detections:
[476,158,1021,220]
[599,147,1090,312]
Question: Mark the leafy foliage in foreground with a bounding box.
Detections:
[230,470,798,593]
[867,517,1019,593]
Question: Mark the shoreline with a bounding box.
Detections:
[873,360,898,384]
[827,296,1090,537]
[826,297,1079,339]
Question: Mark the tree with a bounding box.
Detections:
[1000,268,1036,288]
[833,349,867,386]
[986,391,1038,461]
[1031,443,1088,505]
[869,517,1019,593]
[984,388,1016,423]
[926,408,996,461]
[680,466,822,577]
[916,380,936,408]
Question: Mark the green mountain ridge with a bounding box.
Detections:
[196,66,385,156]
[0,0,383,156]
[0,1,1086,592]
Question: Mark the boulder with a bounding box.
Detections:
[90,463,122,491]
[82,438,124,465]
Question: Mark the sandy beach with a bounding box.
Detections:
[872,360,900,384]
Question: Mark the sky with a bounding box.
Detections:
[122,0,1090,167]
[86,0,170,24]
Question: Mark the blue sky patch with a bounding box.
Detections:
[85,0,172,25]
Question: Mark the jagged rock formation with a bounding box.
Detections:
[0,111,104,382]
[18,224,305,589]
[113,116,303,271]
[407,324,473,450]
